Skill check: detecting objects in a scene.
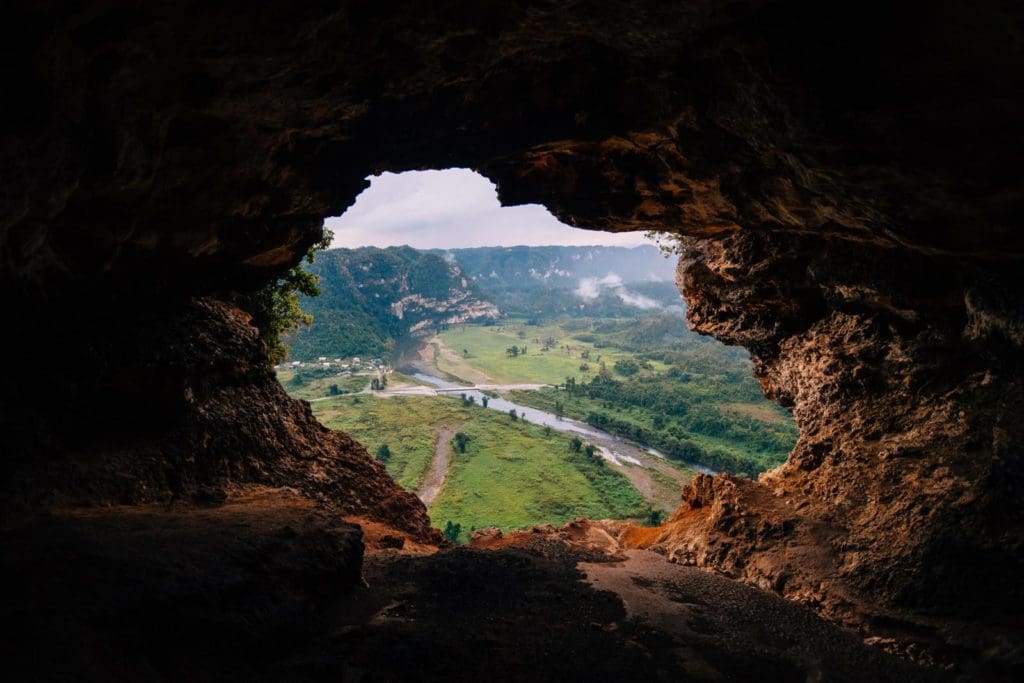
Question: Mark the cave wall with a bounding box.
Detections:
[2,0,1022,666]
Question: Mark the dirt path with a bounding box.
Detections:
[416,422,465,507]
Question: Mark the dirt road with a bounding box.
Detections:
[416,423,464,507]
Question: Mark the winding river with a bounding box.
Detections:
[401,368,715,476]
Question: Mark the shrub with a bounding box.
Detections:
[443,520,462,543]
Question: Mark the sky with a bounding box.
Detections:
[325,168,652,249]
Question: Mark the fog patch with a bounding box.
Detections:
[575,273,661,309]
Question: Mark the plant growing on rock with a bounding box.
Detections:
[231,228,333,364]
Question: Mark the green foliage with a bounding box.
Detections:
[569,436,583,452]
[314,394,648,542]
[646,507,665,526]
[275,367,367,400]
[287,246,486,360]
[233,229,333,364]
[443,520,462,543]
[452,432,470,453]
[613,359,640,376]
[375,444,392,462]
[437,322,669,386]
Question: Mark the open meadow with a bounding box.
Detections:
[436,320,669,385]
[311,394,651,541]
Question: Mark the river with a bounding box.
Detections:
[402,369,715,476]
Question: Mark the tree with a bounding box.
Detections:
[555,401,564,419]
[509,408,518,421]
[443,520,462,543]
[569,436,583,452]
[452,432,470,453]
[646,508,665,527]
[231,228,333,364]
[481,396,489,408]
[371,378,380,391]
[614,359,640,376]
[584,443,598,458]
[375,444,391,462]
[579,363,590,372]
[329,384,340,396]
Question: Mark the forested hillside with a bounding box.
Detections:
[438,244,675,283]
[287,244,681,360]
[437,244,683,319]
[286,246,498,360]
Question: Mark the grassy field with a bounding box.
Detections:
[311,394,648,541]
[313,395,465,489]
[434,319,796,476]
[275,367,369,400]
[436,320,669,385]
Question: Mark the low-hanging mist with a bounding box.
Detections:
[575,273,662,310]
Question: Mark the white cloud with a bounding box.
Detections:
[616,290,659,309]
[575,277,601,300]
[575,271,660,309]
[325,168,651,249]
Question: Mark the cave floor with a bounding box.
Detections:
[0,491,943,682]
[313,543,941,683]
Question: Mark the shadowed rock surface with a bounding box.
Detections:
[2,0,1022,678]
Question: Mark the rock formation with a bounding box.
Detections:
[2,0,1022,676]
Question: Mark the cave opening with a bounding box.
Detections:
[274,168,797,542]
[6,3,1022,677]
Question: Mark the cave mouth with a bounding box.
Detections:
[275,169,797,542]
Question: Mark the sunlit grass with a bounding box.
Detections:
[312,394,647,541]
[437,320,668,385]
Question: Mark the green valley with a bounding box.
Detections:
[277,243,797,540]
[311,393,654,542]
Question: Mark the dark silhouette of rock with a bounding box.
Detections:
[1,1,1022,677]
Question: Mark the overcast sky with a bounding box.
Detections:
[326,169,651,249]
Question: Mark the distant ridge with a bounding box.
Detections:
[430,244,676,284]
[287,244,682,361]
